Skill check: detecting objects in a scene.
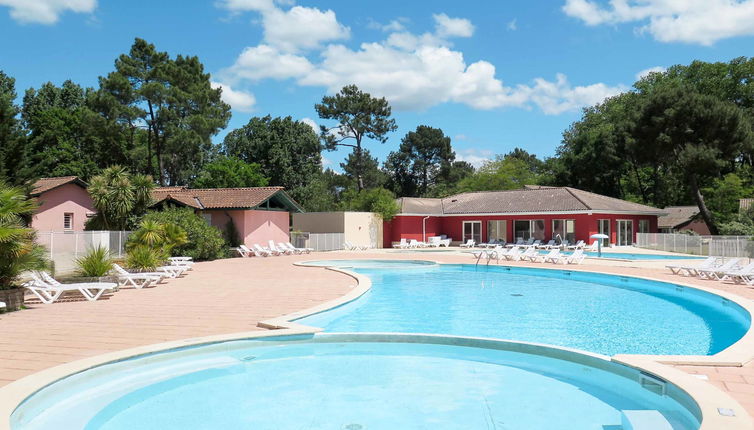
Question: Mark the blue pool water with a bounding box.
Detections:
[578,251,703,260]
[11,335,701,430]
[299,261,749,356]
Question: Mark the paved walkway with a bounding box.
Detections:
[2,249,754,418]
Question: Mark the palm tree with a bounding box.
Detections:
[87,166,155,230]
[0,183,48,290]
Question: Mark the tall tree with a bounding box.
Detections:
[221,115,322,202]
[0,71,30,185]
[192,156,268,188]
[385,125,456,197]
[315,85,397,191]
[98,38,231,185]
[633,86,754,234]
[341,148,386,190]
[457,156,540,192]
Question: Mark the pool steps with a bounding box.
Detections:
[621,410,673,430]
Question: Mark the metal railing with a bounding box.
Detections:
[636,233,754,258]
[36,231,132,274]
[291,232,345,252]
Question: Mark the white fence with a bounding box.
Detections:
[636,233,754,258]
[36,231,132,275]
[291,232,345,252]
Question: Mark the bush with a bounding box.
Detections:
[126,245,164,271]
[75,246,113,277]
[338,188,399,220]
[139,207,227,260]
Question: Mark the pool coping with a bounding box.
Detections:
[1,260,753,430]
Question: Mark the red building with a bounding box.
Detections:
[383,186,665,247]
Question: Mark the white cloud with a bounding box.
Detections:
[456,149,493,168]
[522,73,626,115]
[507,18,517,31]
[635,65,666,80]
[433,13,475,38]
[210,81,256,112]
[0,0,96,24]
[221,11,625,114]
[222,44,313,81]
[368,17,409,32]
[454,134,469,141]
[218,0,349,52]
[562,0,754,45]
[300,117,319,133]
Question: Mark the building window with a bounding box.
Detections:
[487,220,507,243]
[597,219,610,246]
[552,219,576,243]
[463,221,482,243]
[63,213,73,230]
[514,219,545,241]
[638,219,650,234]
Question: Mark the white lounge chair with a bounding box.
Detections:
[26,272,116,303]
[587,241,600,252]
[112,264,164,289]
[566,249,586,264]
[253,244,273,257]
[287,242,312,254]
[236,245,253,257]
[168,257,194,269]
[722,261,754,284]
[544,249,563,264]
[506,239,524,248]
[534,249,558,263]
[459,239,475,248]
[504,247,522,261]
[559,240,570,250]
[269,240,292,255]
[279,242,301,254]
[156,265,190,278]
[567,240,585,250]
[666,256,717,276]
[169,256,192,262]
[537,240,556,249]
[697,258,741,280]
[521,247,540,261]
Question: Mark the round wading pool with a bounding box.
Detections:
[11,334,701,430]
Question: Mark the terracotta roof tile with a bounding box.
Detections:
[397,186,664,216]
[31,176,86,196]
[151,186,301,211]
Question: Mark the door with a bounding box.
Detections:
[463,221,482,243]
[617,220,633,246]
[598,219,610,246]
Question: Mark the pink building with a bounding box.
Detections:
[30,177,95,232]
[30,177,302,248]
[151,186,302,247]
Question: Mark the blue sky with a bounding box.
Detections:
[1,1,754,169]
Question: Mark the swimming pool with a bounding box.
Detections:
[10,334,702,430]
[298,261,749,356]
[574,251,703,260]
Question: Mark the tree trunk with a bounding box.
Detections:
[689,175,719,235]
[355,139,364,192]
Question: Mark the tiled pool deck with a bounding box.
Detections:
[2,249,754,423]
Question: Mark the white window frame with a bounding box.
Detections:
[597,219,610,246]
[487,220,507,243]
[462,220,482,243]
[63,212,74,230]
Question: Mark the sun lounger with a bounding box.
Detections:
[544,249,563,264]
[459,239,475,248]
[567,240,585,250]
[253,244,273,257]
[666,256,717,276]
[697,258,741,280]
[269,240,292,255]
[236,245,253,257]
[506,239,524,248]
[504,247,523,261]
[533,249,558,263]
[521,247,540,261]
[286,242,312,254]
[167,257,193,269]
[537,240,556,249]
[722,261,754,284]
[26,272,116,303]
[156,265,190,278]
[566,249,586,264]
[559,240,570,250]
[112,264,164,288]
[586,241,600,252]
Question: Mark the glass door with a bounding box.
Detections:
[598,219,610,246]
[463,221,482,243]
[617,220,633,246]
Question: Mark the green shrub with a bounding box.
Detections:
[75,246,113,277]
[139,207,227,260]
[126,245,164,271]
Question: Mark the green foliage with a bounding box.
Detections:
[703,173,753,225]
[86,166,155,230]
[457,157,541,192]
[338,188,399,220]
[75,246,113,277]
[384,125,461,197]
[98,38,231,185]
[0,71,31,185]
[0,184,49,289]
[126,245,164,271]
[316,85,397,191]
[140,207,226,260]
[192,156,268,188]
[340,149,386,189]
[222,116,322,195]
